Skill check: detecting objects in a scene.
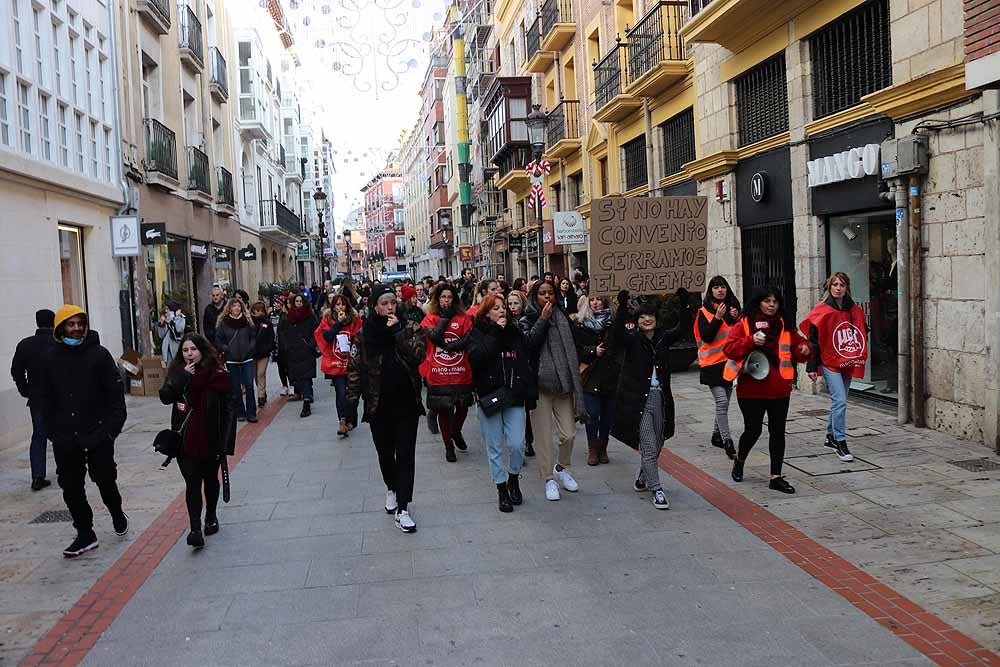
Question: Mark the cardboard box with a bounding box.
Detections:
[119,350,141,376]
[139,357,166,397]
[129,377,145,395]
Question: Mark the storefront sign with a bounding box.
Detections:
[296,239,311,260]
[140,222,167,245]
[214,247,232,262]
[749,172,768,203]
[508,235,524,253]
[110,216,140,257]
[589,196,708,296]
[553,211,586,245]
[458,246,473,262]
[807,144,880,187]
[190,242,209,258]
[239,244,257,261]
[525,232,539,255]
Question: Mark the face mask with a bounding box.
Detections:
[62,336,83,346]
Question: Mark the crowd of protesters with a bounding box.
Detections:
[12,267,867,549]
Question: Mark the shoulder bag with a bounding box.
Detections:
[478,354,513,417]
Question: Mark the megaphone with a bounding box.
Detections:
[741,350,770,380]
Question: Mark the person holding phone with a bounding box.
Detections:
[214,298,258,422]
[316,295,362,434]
[156,300,186,365]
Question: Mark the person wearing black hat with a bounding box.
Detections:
[40,305,129,557]
[11,309,56,490]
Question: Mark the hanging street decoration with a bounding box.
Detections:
[525,159,551,210]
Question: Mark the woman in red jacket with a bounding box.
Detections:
[315,294,363,436]
[723,287,812,494]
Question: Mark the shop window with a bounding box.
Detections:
[809,0,891,120]
[146,235,192,326]
[620,134,647,192]
[735,54,788,147]
[58,225,87,309]
[660,107,695,177]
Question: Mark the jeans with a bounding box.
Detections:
[370,412,419,509]
[736,397,790,477]
[583,393,614,442]
[53,440,123,534]
[709,385,734,441]
[822,367,852,442]
[478,405,526,484]
[177,456,221,531]
[295,379,314,403]
[226,361,257,420]
[331,375,350,420]
[29,404,48,479]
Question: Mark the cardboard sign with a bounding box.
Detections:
[589,196,708,296]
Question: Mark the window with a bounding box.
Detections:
[58,225,87,309]
[103,127,111,180]
[84,45,94,113]
[99,56,108,121]
[568,172,584,208]
[551,183,561,212]
[660,107,696,177]
[17,83,31,153]
[89,119,98,177]
[810,0,891,120]
[38,92,51,160]
[620,135,647,192]
[598,157,608,196]
[33,9,43,85]
[57,103,68,166]
[735,54,788,147]
[69,33,78,104]
[0,73,10,146]
[13,0,25,74]
[52,19,62,96]
[74,112,84,171]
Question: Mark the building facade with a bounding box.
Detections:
[361,159,405,281]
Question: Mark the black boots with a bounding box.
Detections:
[300,401,311,418]
[445,442,457,462]
[187,529,205,548]
[524,442,535,457]
[723,438,737,460]
[711,432,724,449]
[731,458,745,482]
[507,474,523,505]
[204,517,220,535]
[769,476,796,494]
[453,433,468,451]
[497,483,513,513]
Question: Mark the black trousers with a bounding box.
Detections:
[177,455,221,531]
[370,412,419,509]
[53,440,123,534]
[736,397,790,476]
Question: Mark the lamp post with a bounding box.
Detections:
[345,233,353,283]
[409,234,417,282]
[313,188,328,283]
[525,103,547,277]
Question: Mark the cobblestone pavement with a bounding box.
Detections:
[3,369,1000,666]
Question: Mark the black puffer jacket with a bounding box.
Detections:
[278,308,320,382]
[40,331,127,450]
[573,318,620,396]
[608,308,679,450]
[11,327,53,406]
[467,319,537,408]
[252,316,276,360]
[346,315,426,422]
[215,316,257,362]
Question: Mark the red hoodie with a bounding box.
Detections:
[723,315,811,399]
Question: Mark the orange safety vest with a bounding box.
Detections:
[693,307,733,367]
[722,319,795,382]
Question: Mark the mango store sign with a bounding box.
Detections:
[807,143,880,187]
[589,196,708,297]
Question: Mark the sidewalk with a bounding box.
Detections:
[2,370,998,665]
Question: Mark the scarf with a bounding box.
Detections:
[582,309,612,334]
[287,304,312,324]
[225,314,248,328]
[362,313,400,355]
[750,309,784,354]
[537,308,586,418]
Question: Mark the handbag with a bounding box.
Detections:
[153,401,193,466]
[478,355,513,417]
[579,361,593,386]
[301,335,322,359]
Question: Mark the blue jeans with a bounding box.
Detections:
[295,379,314,402]
[583,393,614,442]
[478,405,526,484]
[29,404,48,479]
[226,361,257,420]
[331,376,348,419]
[822,366,852,441]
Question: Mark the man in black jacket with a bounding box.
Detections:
[41,305,129,557]
[10,309,56,490]
[202,286,225,342]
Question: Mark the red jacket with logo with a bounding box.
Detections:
[419,312,474,386]
[801,298,868,378]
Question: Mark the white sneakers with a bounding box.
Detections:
[385,490,398,514]
[553,466,579,492]
[545,479,561,501]
[652,489,670,510]
[395,509,416,533]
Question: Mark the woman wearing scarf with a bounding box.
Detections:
[520,280,587,501]
[278,294,320,418]
[573,294,618,466]
[346,286,426,533]
[159,334,235,548]
[215,298,258,422]
[608,291,680,510]
[802,272,867,463]
[507,290,535,458]
[315,295,362,435]
[723,287,813,494]
[694,276,742,460]
[420,283,475,462]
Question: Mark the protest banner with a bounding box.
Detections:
[589,196,708,296]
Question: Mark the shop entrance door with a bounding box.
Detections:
[741,221,797,318]
[828,211,898,401]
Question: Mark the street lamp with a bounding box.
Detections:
[409,234,416,282]
[345,233,353,283]
[525,103,547,276]
[313,188,328,283]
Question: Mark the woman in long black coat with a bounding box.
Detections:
[278,294,320,417]
[607,290,679,511]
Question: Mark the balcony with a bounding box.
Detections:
[475,184,506,221]
[259,199,302,242]
[186,146,212,205]
[680,0,821,52]
[238,97,270,141]
[624,2,689,98]
[143,118,179,189]
[137,0,170,34]
[209,47,228,102]
[278,145,286,171]
[540,0,575,52]
[284,154,303,184]
[179,5,204,72]
[214,166,236,216]
[593,41,643,123]
[495,145,532,191]
[525,17,553,74]
[544,99,582,159]
[483,77,533,192]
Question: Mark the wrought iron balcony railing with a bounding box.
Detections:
[209,47,227,96]
[540,0,572,40]
[186,146,211,195]
[259,199,302,237]
[217,166,234,206]
[626,2,688,81]
[546,99,580,145]
[144,118,177,180]
[179,5,204,67]
[525,16,542,64]
[594,41,628,110]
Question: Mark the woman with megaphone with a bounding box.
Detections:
[723,287,813,494]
